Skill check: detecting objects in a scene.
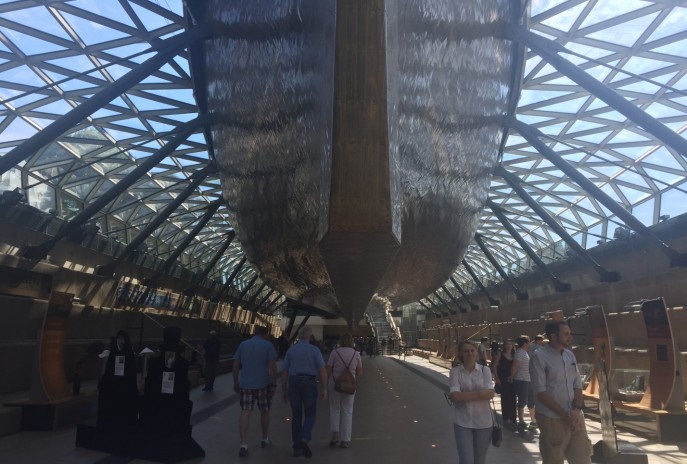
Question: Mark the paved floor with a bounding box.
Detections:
[0,354,685,463]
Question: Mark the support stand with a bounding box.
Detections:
[592,358,647,464]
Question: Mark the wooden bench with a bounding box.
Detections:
[610,400,687,442]
[4,392,98,431]
[584,392,687,442]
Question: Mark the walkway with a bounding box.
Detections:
[0,354,684,463]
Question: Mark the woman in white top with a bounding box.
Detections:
[448,340,495,464]
[326,333,362,448]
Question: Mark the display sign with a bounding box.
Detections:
[639,298,684,411]
[583,305,614,397]
[114,356,125,376]
[161,372,175,394]
[641,299,671,339]
[30,291,73,402]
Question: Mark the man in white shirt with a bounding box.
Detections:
[530,321,592,464]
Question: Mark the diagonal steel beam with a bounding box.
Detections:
[487,199,571,292]
[506,117,687,267]
[432,290,455,315]
[22,116,210,259]
[96,164,214,276]
[256,289,276,311]
[266,298,286,316]
[462,259,500,307]
[474,233,529,301]
[441,284,468,313]
[449,276,480,311]
[154,200,223,277]
[232,274,259,310]
[289,312,312,344]
[418,298,441,317]
[265,294,283,312]
[184,231,236,294]
[496,166,619,282]
[244,282,267,312]
[504,25,687,158]
[425,294,449,316]
[211,256,248,303]
[0,27,213,176]
[283,308,298,338]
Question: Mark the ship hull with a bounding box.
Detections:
[203,0,525,324]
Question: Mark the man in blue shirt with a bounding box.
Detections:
[281,326,327,458]
[232,326,278,458]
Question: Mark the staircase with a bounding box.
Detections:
[366,310,400,347]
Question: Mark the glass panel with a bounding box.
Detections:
[0,167,21,191]
[59,195,83,221]
[27,182,56,213]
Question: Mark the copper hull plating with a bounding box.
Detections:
[203,0,524,324]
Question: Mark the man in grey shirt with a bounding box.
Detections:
[530,321,592,464]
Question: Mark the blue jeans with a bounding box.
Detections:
[288,376,318,447]
[453,424,492,464]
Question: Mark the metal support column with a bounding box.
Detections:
[0,28,213,176]
[488,200,571,291]
[22,116,210,259]
[449,277,480,311]
[504,25,687,158]
[462,259,500,307]
[183,231,236,295]
[506,117,687,267]
[97,165,214,276]
[473,233,529,300]
[497,166,619,282]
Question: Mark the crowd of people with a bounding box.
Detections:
[447,321,592,464]
[212,320,591,463]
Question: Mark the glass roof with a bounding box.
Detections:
[0,0,685,315]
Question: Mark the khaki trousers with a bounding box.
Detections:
[537,414,592,464]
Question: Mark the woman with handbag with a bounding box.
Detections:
[326,333,362,448]
[448,340,495,464]
[493,339,517,426]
